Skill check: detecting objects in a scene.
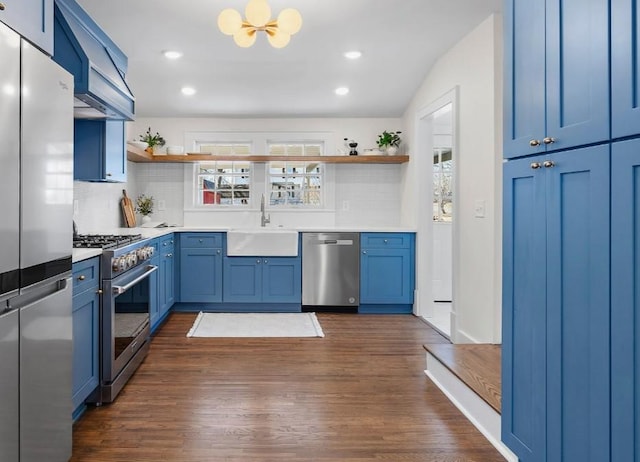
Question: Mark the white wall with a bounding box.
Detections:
[401,14,503,343]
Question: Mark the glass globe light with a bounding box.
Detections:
[233,28,257,48]
[267,29,291,48]
[245,0,271,27]
[218,8,243,35]
[277,8,302,35]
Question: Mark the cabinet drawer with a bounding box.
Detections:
[72,256,100,295]
[160,234,175,250]
[180,233,222,249]
[361,233,412,249]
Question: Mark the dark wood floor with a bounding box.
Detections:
[71,313,505,462]
[424,344,502,414]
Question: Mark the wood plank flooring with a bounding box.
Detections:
[423,344,502,413]
[71,313,505,462]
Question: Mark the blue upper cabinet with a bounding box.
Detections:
[611,0,640,139]
[504,0,610,159]
[74,119,126,182]
[611,138,640,462]
[0,0,53,55]
[502,146,611,461]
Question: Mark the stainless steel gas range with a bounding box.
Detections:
[74,234,157,404]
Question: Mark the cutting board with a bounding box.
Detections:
[121,189,136,228]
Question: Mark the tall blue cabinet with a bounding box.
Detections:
[502,0,615,460]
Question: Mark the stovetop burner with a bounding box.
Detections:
[73,234,143,249]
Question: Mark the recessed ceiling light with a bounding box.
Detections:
[335,87,349,96]
[181,86,196,96]
[163,50,183,59]
[343,51,362,60]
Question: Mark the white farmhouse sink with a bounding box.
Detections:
[227,228,299,256]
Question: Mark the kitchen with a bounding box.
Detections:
[0,0,504,457]
[3,0,634,461]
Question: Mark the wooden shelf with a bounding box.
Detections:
[126,143,410,164]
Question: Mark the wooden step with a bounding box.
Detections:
[423,343,501,413]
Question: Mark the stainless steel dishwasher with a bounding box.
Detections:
[302,233,360,307]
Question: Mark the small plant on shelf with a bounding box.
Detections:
[135,194,154,216]
[376,130,402,148]
[139,127,166,153]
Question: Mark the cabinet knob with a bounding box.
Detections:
[362,250,367,254]
[163,242,167,246]
[77,275,86,281]
[256,259,261,264]
[530,162,542,169]
[170,240,173,245]
[217,249,221,255]
[97,289,103,295]
[529,139,541,147]
[167,253,172,258]
[264,259,268,264]
[0,3,5,11]
[199,239,203,243]
[384,239,388,243]
[543,137,556,145]
[543,160,555,168]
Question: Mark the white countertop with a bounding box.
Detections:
[72,226,417,263]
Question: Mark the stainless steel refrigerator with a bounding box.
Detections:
[0,22,74,462]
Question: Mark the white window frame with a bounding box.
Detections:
[183,131,336,212]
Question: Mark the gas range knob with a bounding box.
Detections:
[136,248,148,260]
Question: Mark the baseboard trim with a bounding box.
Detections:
[425,352,517,462]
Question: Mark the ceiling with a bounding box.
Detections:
[76,0,502,118]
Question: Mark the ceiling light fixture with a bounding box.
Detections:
[335,87,350,96]
[344,51,362,60]
[163,50,183,60]
[181,87,196,96]
[217,0,302,49]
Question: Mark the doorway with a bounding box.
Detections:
[414,89,457,340]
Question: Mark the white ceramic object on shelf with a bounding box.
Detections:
[166,145,184,155]
[386,146,398,156]
[141,215,152,224]
[130,141,148,150]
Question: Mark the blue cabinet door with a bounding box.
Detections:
[611,0,640,139]
[611,139,640,462]
[0,0,53,55]
[544,146,610,462]
[262,257,301,303]
[71,287,99,410]
[502,155,547,461]
[360,248,412,304]
[161,252,175,314]
[149,255,160,331]
[544,0,609,151]
[503,0,546,158]
[179,248,222,303]
[504,0,609,159]
[74,120,126,182]
[502,146,610,461]
[223,257,261,303]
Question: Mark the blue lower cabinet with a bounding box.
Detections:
[72,257,100,419]
[360,233,414,313]
[179,247,223,303]
[148,254,160,331]
[611,138,640,461]
[502,145,610,461]
[223,256,301,307]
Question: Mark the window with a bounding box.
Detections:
[267,142,324,207]
[433,148,453,222]
[194,142,251,207]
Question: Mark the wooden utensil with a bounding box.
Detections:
[121,189,136,227]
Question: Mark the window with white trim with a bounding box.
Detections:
[267,142,324,207]
[194,142,252,207]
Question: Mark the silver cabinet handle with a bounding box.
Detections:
[543,160,555,168]
[217,249,221,255]
[543,137,556,145]
[166,253,173,258]
[383,239,388,243]
[256,259,261,264]
[78,275,86,281]
[264,259,268,264]
[529,139,541,147]
[163,242,167,246]
[362,250,367,254]
[199,239,203,243]
[531,162,542,169]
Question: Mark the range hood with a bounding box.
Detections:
[53,0,135,120]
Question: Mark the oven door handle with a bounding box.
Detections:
[112,265,158,295]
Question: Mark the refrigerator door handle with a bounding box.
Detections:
[12,277,71,310]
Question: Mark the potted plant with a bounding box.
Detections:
[135,194,154,223]
[139,127,166,154]
[376,130,402,155]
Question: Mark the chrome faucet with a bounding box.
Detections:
[260,194,270,227]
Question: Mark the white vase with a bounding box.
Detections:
[142,215,152,224]
[386,146,398,156]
